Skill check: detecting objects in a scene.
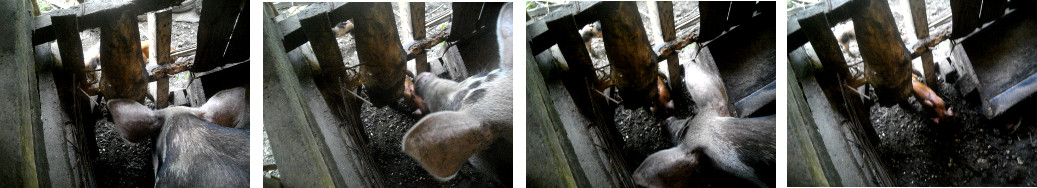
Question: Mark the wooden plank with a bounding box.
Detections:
[698,1,730,41]
[656,1,682,92]
[949,0,981,38]
[979,0,1007,24]
[148,10,173,108]
[727,1,756,26]
[525,44,591,188]
[601,1,658,109]
[546,9,634,187]
[0,0,44,185]
[908,0,938,87]
[796,9,851,82]
[32,0,185,46]
[192,0,244,72]
[353,2,408,106]
[99,10,149,101]
[223,4,250,64]
[734,81,776,118]
[262,7,339,187]
[410,2,429,73]
[852,0,912,105]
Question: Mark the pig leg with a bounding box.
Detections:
[402,111,496,180]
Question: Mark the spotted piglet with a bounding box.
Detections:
[402,3,514,184]
[108,87,249,187]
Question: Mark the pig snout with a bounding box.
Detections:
[651,76,675,117]
[404,76,428,116]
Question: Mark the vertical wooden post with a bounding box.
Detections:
[547,9,634,186]
[852,0,913,105]
[149,10,173,108]
[0,0,44,186]
[601,1,659,109]
[656,1,681,92]
[909,0,937,87]
[99,10,149,101]
[949,0,981,38]
[353,2,407,106]
[411,2,429,73]
[698,1,730,41]
[193,0,245,72]
[263,6,339,187]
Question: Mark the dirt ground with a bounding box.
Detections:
[790,0,1037,186]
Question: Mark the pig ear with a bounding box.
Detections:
[402,111,495,180]
[107,99,163,143]
[198,87,248,128]
[633,147,700,188]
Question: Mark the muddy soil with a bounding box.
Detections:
[871,76,1037,186]
[790,0,1037,186]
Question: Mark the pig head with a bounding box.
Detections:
[108,87,249,187]
[401,3,513,184]
[634,61,775,188]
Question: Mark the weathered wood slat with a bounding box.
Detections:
[852,0,912,105]
[99,10,149,101]
[148,10,172,108]
[601,1,659,109]
[410,2,428,73]
[353,2,408,106]
[908,0,938,87]
[546,8,634,186]
[950,0,981,38]
[192,0,244,72]
[525,44,591,188]
[656,1,682,92]
[698,1,729,41]
[32,0,185,46]
[0,0,45,185]
[262,6,340,187]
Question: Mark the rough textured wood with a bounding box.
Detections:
[698,1,730,41]
[546,10,634,187]
[262,7,339,187]
[908,0,938,87]
[601,1,659,109]
[299,10,377,162]
[526,44,591,188]
[50,14,99,187]
[787,61,839,186]
[32,0,185,46]
[950,0,981,38]
[797,10,852,84]
[980,0,1007,24]
[410,2,429,73]
[148,10,172,108]
[852,0,912,106]
[192,0,244,72]
[0,0,44,185]
[656,1,682,92]
[353,2,407,106]
[99,9,149,101]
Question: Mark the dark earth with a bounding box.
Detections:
[789,0,1037,186]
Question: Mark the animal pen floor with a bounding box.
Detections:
[790,0,1037,186]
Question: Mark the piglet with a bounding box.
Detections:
[911,75,953,124]
[634,61,775,188]
[402,3,514,184]
[108,87,249,187]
